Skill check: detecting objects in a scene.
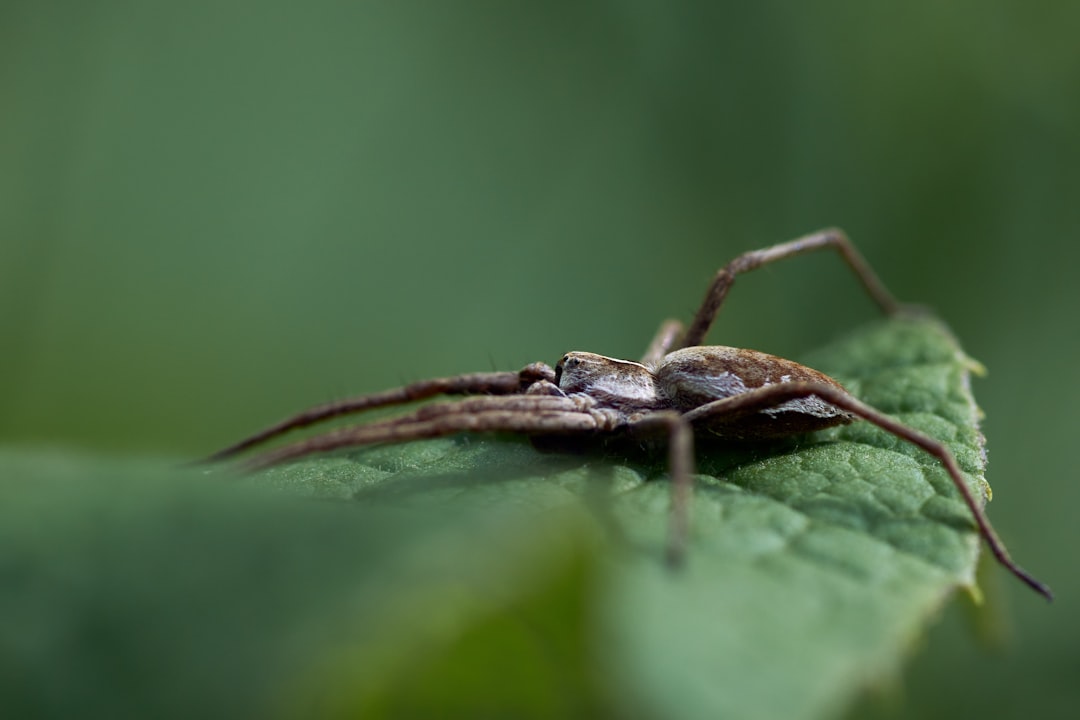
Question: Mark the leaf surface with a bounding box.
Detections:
[0,316,990,719]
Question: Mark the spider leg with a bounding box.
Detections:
[678,228,902,349]
[626,411,695,567]
[640,319,684,367]
[205,363,555,462]
[241,393,607,471]
[684,382,1053,601]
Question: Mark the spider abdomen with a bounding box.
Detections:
[657,346,853,439]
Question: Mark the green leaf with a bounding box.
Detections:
[0,450,603,719]
[0,315,990,719]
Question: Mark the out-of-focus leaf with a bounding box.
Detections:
[0,450,602,719]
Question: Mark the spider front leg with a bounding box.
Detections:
[678,228,902,349]
[682,382,1053,601]
[240,393,609,471]
[205,363,555,462]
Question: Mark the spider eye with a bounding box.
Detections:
[554,355,568,385]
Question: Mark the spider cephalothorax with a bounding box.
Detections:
[207,229,1052,601]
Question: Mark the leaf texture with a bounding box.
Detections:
[0,316,990,719]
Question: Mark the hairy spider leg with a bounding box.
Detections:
[206,364,555,462]
[625,410,696,566]
[682,381,1053,601]
[640,319,685,367]
[241,393,608,471]
[679,228,902,349]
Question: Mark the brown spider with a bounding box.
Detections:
[208,229,1052,601]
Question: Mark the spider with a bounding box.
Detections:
[208,229,1052,601]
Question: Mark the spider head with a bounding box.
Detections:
[555,352,659,410]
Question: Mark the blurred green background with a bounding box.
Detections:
[1,1,1077,717]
